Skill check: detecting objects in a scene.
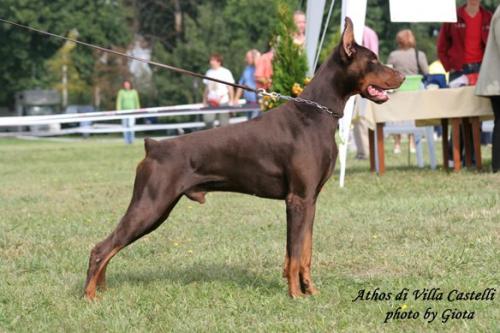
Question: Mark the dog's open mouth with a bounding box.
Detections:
[366,85,389,103]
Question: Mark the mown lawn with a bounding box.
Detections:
[0,137,498,332]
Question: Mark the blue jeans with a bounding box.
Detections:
[247,110,261,119]
[122,117,135,144]
[245,102,261,119]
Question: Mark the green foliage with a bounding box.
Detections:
[319,30,340,64]
[150,0,298,106]
[2,0,497,108]
[45,29,90,104]
[0,0,132,107]
[270,1,308,98]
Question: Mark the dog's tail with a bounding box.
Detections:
[144,137,159,155]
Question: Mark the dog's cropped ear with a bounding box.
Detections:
[342,17,356,58]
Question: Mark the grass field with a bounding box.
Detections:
[0,137,499,332]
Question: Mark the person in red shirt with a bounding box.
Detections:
[437,0,492,83]
[438,0,492,166]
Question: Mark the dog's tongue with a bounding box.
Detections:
[368,85,387,98]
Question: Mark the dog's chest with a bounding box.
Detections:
[326,141,338,178]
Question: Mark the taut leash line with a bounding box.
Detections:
[0,18,340,118]
[0,18,256,93]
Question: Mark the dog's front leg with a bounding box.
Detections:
[299,205,318,296]
[285,194,315,298]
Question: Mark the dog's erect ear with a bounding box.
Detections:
[342,17,356,58]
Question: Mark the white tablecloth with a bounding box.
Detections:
[355,86,494,128]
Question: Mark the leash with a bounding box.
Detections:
[0,18,339,118]
[259,91,335,116]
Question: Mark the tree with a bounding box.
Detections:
[270,1,308,99]
[137,0,300,106]
[45,29,90,106]
[7,0,491,109]
[0,0,132,107]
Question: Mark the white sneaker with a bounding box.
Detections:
[394,146,401,154]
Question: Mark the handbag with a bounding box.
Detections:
[207,90,222,107]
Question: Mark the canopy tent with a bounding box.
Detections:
[305,0,457,187]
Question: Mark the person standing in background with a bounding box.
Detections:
[475,5,500,173]
[353,26,379,160]
[234,49,261,119]
[438,0,492,165]
[293,10,306,48]
[388,30,429,76]
[255,10,304,100]
[116,80,140,144]
[255,9,305,103]
[255,47,274,91]
[437,0,492,83]
[203,53,235,128]
[387,29,429,154]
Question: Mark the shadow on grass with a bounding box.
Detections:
[75,263,284,297]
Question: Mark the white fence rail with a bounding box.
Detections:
[0,102,259,138]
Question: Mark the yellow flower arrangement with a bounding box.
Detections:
[292,83,303,96]
[260,77,312,111]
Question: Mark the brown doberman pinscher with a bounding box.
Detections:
[84,18,404,300]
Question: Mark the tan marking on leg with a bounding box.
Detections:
[300,227,318,295]
[96,263,108,290]
[287,258,303,298]
[85,247,121,301]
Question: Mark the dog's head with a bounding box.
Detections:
[335,17,405,104]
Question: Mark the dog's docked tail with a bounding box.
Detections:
[144,137,159,155]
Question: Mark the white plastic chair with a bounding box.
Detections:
[375,75,437,170]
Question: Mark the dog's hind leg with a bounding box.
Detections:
[285,194,316,298]
[84,158,181,300]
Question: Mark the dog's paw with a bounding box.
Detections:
[304,286,320,296]
[288,289,305,299]
[84,287,100,302]
[84,292,97,302]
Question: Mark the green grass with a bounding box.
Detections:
[0,137,499,332]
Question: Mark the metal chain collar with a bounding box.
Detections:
[257,89,340,118]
